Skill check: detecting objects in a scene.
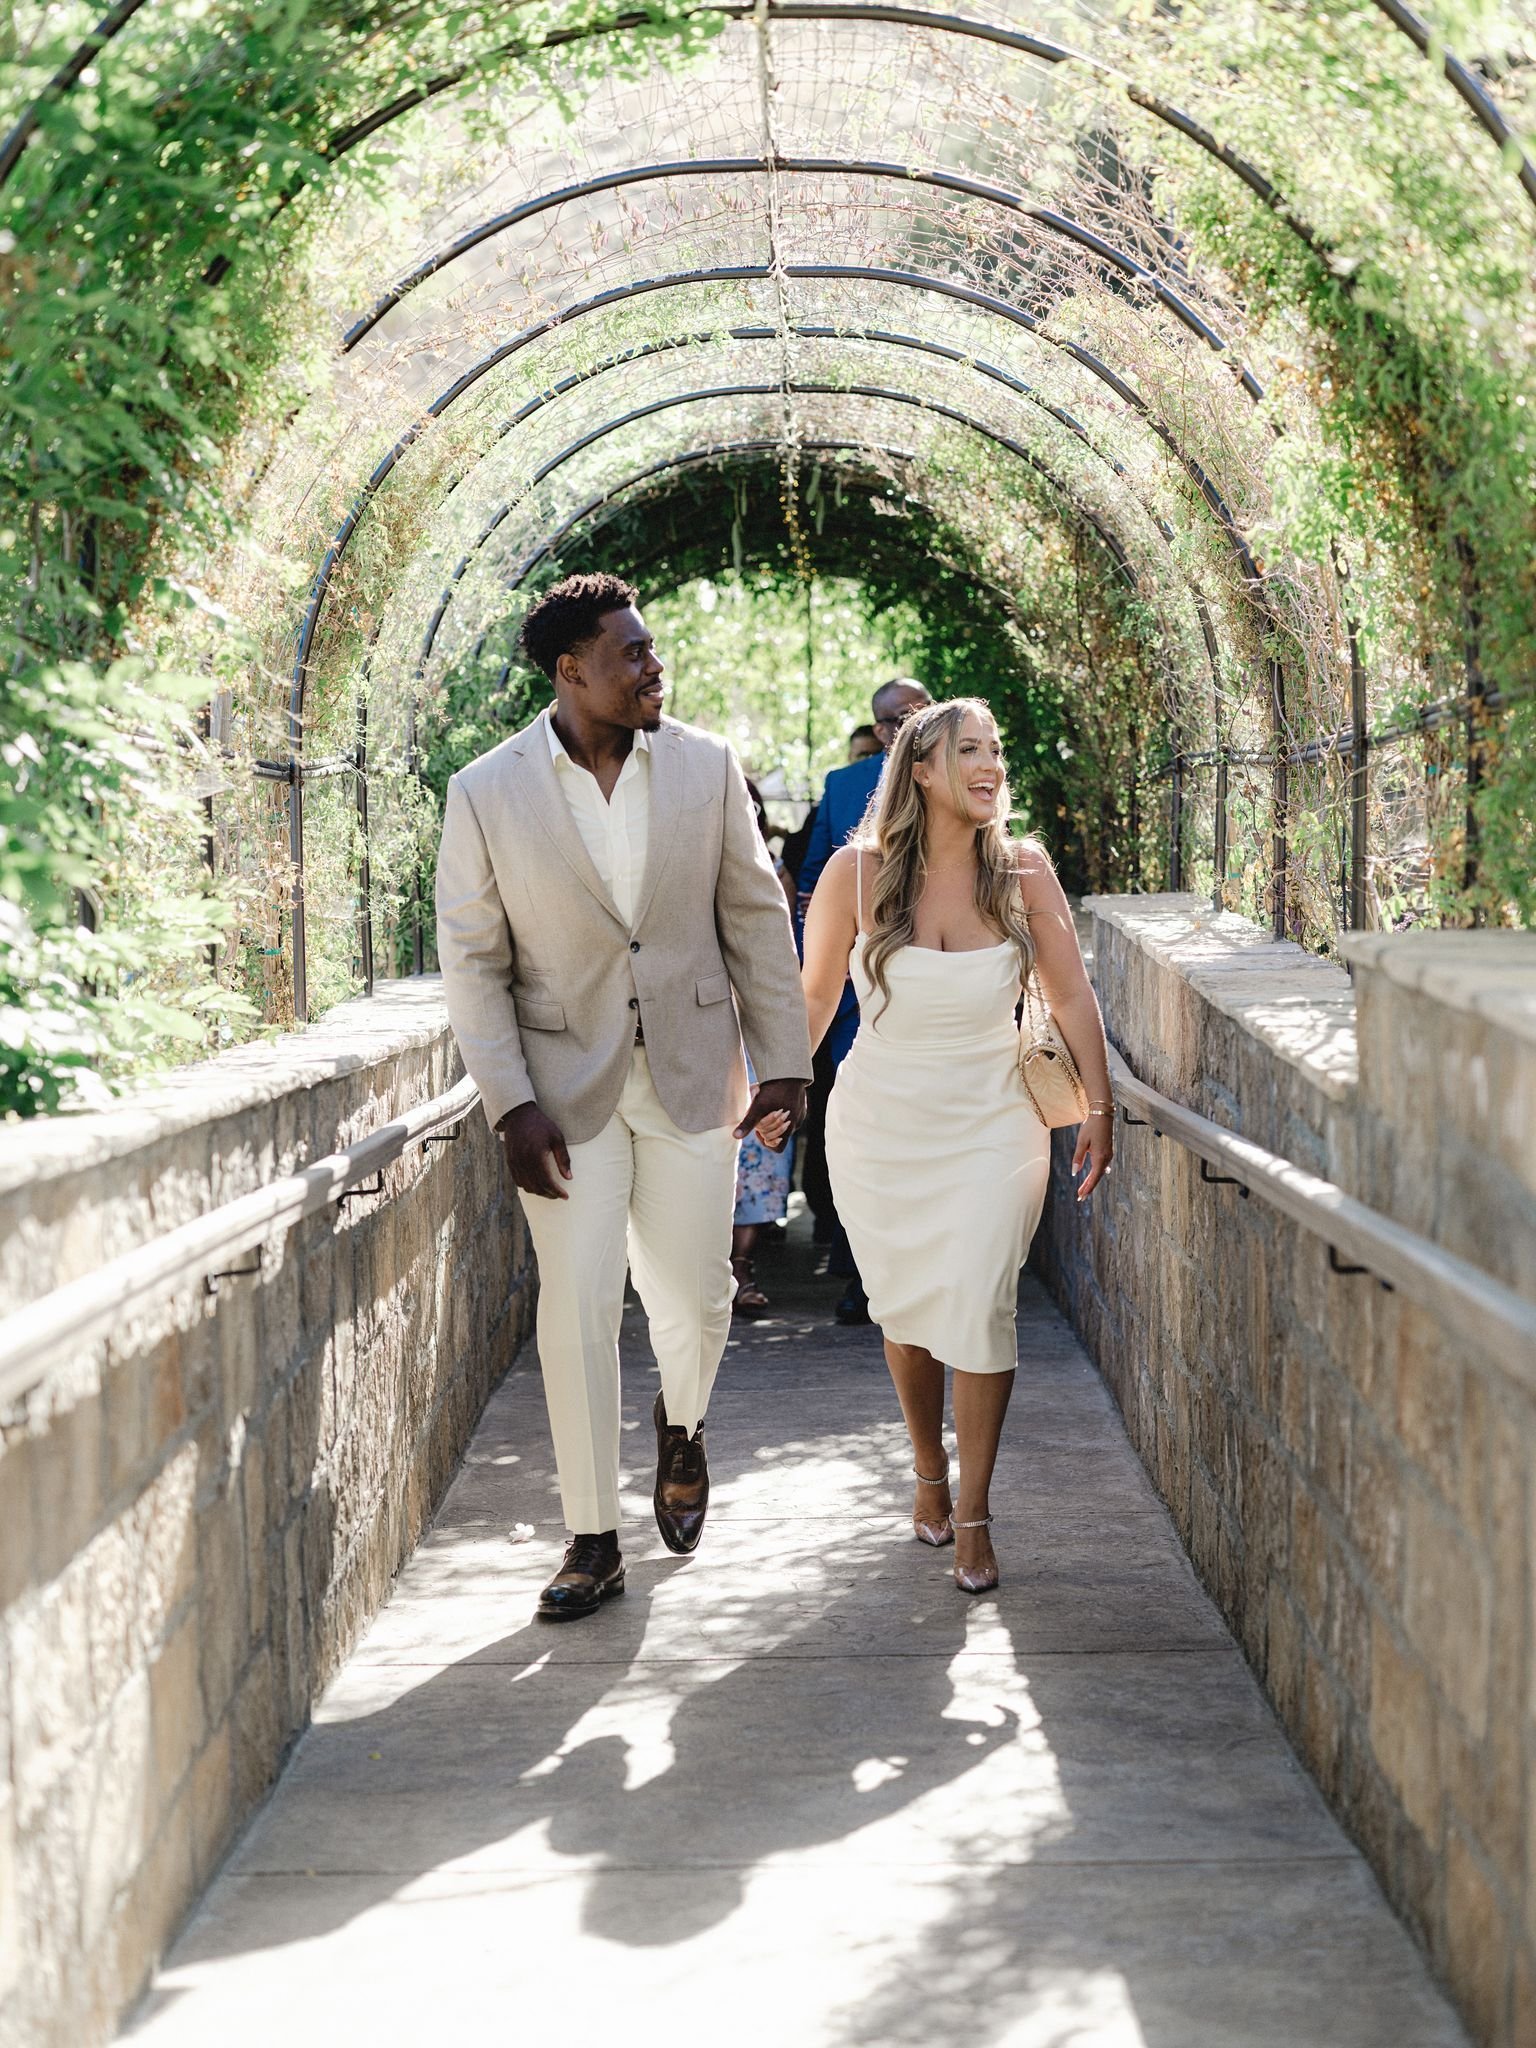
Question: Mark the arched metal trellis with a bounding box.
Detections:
[294,384,1147,1017]
[342,154,1263,398]
[287,255,1286,1008]
[411,319,1232,893]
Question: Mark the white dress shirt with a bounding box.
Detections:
[545,708,650,929]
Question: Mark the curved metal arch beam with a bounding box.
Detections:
[293,257,1265,742]
[4,0,1338,290]
[0,0,151,186]
[272,3,1332,264]
[409,381,1147,684]
[19,0,1531,252]
[415,323,1200,682]
[342,154,1263,398]
[434,319,1140,512]
[1366,0,1536,215]
[470,438,1071,689]
[461,437,907,675]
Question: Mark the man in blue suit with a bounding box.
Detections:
[797,676,931,1322]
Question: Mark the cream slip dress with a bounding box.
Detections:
[824,853,1051,1373]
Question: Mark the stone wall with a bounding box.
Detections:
[1035,899,1536,2048]
[0,980,534,2048]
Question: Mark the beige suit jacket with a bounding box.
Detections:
[435,711,813,1142]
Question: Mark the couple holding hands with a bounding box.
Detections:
[435,573,1114,1618]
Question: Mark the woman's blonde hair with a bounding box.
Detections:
[853,697,1036,1019]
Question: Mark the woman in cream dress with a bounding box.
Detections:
[797,699,1115,1593]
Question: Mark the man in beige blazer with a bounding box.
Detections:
[435,572,812,1620]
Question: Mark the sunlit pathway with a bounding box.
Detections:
[122,1214,1467,2048]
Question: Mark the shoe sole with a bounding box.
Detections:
[537,1572,626,1622]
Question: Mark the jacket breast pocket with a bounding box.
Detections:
[514,995,566,1031]
[695,972,731,1007]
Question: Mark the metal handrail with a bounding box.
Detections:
[7,1040,1530,1416]
[1107,1047,1536,1392]
[0,1075,480,1410]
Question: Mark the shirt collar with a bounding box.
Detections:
[545,705,652,769]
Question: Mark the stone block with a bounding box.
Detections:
[8,1560,95,1826]
[1443,1827,1508,2048]
[78,1668,154,1952]
[242,1439,270,1647]
[0,1785,18,2000]
[0,1430,36,1610]
[1403,1487,1491,1741]
[1326,1552,1374,1706]
[1441,1706,1523,1895]
[104,1362,151,1502]
[1345,1415,1403,1602]
[188,1718,233,1887]
[215,1277,260,1431]
[1370,1621,1441,1841]
[148,1615,205,1809]
[195,1493,249,1727]
[113,1780,194,2021]
[1238,1413,1290,1573]
[130,1443,199,1654]
[149,1338,188,1446]
[1394,1318,1462,1510]
[1276,1343,1313,1466]
[1512,1945,1536,2048]
[1288,1480,1330,1634]
[1312,1378,1352,1523]
[1266,1581,1304,1725]
[1301,1647,1344,1802]
[230,1648,281,1816]
[255,1237,301,1385]
[28,1373,105,1584]
[279,1520,307,1730]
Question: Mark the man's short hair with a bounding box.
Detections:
[872,676,928,719]
[848,724,877,746]
[520,572,638,680]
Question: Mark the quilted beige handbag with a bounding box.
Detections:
[1017,972,1090,1129]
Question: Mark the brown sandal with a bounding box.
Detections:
[731,1254,769,1318]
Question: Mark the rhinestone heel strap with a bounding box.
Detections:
[952,1515,997,1595]
[911,1464,954,1548]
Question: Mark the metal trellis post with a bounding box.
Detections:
[356,698,375,996]
[1348,617,1368,931]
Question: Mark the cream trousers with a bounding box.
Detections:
[518,1045,739,1532]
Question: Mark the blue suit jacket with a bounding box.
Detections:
[799,750,885,1061]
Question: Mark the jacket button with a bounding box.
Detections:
[627,997,638,1010]
[629,940,640,953]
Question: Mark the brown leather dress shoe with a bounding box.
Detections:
[537,1532,625,1620]
[653,1391,709,1555]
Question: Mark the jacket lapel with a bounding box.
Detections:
[630,722,684,935]
[513,715,626,929]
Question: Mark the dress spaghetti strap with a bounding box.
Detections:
[855,846,863,933]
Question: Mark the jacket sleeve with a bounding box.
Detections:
[714,744,814,1085]
[434,774,537,1132]
[796,783,836,901]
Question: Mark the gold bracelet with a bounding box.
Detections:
[1087,1101,1114,1115]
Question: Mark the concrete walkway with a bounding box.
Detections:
[124,1214,1468,2048]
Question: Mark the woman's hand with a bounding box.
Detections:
[1071,1109,1114,1201]
[754,1109,794,1153]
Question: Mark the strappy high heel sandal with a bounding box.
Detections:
[912,1463,954,1548]
[953,1514,998,1595]
[731,1254,769,1319]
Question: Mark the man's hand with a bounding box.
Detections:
[735,1077,808,1148]
[498,1103,573,1201]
